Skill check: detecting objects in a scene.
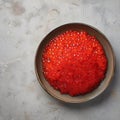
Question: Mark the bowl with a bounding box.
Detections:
[35,23,115,103]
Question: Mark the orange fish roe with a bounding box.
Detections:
[42,30,107,96]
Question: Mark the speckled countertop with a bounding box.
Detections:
[0,0,120,120]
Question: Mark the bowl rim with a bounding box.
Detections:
[34,23,115,103]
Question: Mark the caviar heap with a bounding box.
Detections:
[42,30,107,96]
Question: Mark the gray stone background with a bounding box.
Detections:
[0,0,120,120]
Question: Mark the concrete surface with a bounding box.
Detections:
[0,0,120,120]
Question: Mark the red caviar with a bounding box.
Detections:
[42,30,107,96]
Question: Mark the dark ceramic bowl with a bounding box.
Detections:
[35,23,115,103]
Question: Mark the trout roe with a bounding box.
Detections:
[42,30,107,96]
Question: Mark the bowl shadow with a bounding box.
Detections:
[56,66,117,110]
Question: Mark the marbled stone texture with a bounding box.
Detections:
[0,0,120,120]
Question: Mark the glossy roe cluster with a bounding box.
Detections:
[42,30,107,96]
